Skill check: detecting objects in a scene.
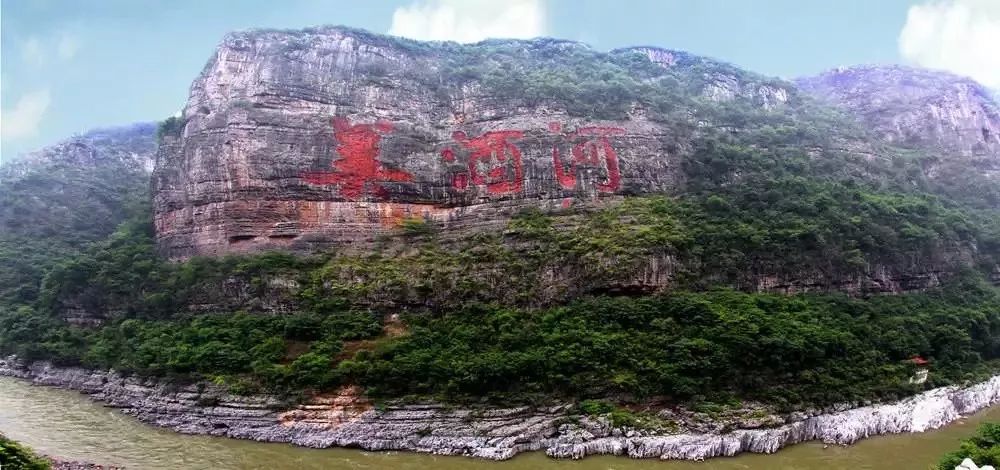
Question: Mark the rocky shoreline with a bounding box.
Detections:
[2,357,999,461]
[47,457,124,470]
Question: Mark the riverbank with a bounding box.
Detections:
[48,457,124,470]
[2,432,118,470]
[3,357,999,462]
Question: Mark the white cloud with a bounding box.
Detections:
[57,33,80,60]
[0,89,52,140]
[21,37,46,66]
[18,32,81,65]
[899,0,1000,88]
[388,0,546,43]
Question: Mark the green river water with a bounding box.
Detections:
[1,376,995,469]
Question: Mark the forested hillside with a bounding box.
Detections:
[0,123,155,308]
[2,28,999,414]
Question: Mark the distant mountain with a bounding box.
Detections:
[1,122,157,179]
[796,65,999,162]
[796,65,1000,207]
[0,122,156,304]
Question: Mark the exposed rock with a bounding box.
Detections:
[145,27,980,312]
[154,28,811,260]
[4,357,999,462]
[797,65,1000,173]
[958,457,997,470]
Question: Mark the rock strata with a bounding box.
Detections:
[3,357,999,461]
[145,26,993,309]
[153,28,691,259]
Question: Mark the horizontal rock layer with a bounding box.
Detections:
[153,29,690,259]
[3,357,998,461]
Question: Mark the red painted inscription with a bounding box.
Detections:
[552,124,624,193]
[444,130,525,195]
[302,117,413,200]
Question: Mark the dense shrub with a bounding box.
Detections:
[0,434,51,470]
[938,423,1000,470]
[155,116,186,142]
[75,311,379,392]
[1,181,998,405]
[340,276,1000,408]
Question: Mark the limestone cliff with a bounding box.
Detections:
[153,27,807,259]
[149,27,999,301]
[795,66,1000,288]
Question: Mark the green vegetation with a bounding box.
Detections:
[416,37,816,125]
[341,277,1000,409]
[0,434,51,470]
[14,176,995,318]
[2,200,999,408]
[82,310,380,393]
[399,217,438,238]
[0,130,151,307]
[577,400,678,431]
[155,116,186,142]
[1,176,999,408]
[938,423,1000,470]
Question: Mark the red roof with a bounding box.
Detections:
[909,356,929,366]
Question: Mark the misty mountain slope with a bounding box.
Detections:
[0,123,157,304]
[797,65,1000,207]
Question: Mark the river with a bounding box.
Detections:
[1,376,994,469]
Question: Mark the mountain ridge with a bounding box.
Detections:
[152,26,870,257]
[144,26,997,302]
[2,26,1000,464]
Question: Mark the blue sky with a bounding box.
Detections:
[2,0,998,161]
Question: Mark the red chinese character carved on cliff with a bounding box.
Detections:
[551,123,624,193]
[442,130,525,195]
[301,117,413,200]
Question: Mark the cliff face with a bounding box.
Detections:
[148,27,1000,301]
[796,66,1000,175]
[153,27,803,259]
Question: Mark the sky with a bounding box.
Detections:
[1,0,998,162]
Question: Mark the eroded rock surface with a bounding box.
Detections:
[146,27,995,303]
[155,27,813,259]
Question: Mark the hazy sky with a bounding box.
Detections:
[2,0,998,161]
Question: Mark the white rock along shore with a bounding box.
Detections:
[2,357,998,461]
